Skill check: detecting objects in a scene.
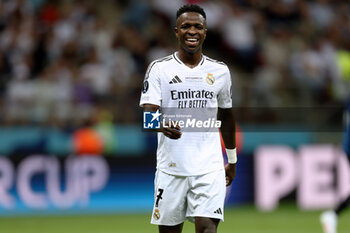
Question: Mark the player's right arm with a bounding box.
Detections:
[142,104,182,139]
[140,61,181,139]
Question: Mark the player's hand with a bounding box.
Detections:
[162,121,182,139]
[225,163,236,186]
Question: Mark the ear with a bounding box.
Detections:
[174,27,179,38]
[204,28,207,40]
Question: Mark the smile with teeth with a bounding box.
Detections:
[186,38,199,42]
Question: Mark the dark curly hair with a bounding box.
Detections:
[176,4,206,20]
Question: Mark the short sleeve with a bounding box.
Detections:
[139,62,162,107]
[217,66,232,108]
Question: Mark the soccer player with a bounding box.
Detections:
[320,97,350,233]
[139,4,237,233]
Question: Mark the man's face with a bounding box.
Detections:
[175,12,207,54]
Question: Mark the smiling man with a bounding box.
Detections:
[140,4,237,233]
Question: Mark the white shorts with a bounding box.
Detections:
[151,169,226,226]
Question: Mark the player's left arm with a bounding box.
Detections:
[217,65,237,186]
[218,107,236,186]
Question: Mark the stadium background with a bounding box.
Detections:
[0,0,350,232]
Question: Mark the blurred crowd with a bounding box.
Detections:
[0,0,350,128]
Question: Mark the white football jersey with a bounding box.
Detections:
[140,52,232,176]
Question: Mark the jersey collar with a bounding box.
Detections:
[173,52,205,69]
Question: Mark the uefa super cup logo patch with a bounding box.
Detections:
[206,73,215,85]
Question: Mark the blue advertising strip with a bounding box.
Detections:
[0,155,155,216]
[0,155,252,216]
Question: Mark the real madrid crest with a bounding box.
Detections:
[206,73,215,85]
[153,209,161,220]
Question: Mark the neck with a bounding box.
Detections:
[177,49,202,68]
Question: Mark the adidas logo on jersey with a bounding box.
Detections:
[214,208,222,215]
[169,75,182,84]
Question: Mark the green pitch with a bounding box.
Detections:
[0,204,349,233]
